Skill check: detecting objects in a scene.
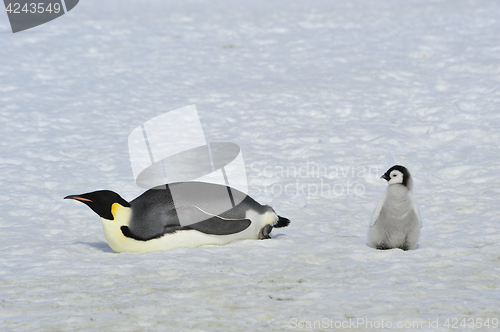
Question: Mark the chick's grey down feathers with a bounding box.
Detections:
[368,165,421,250]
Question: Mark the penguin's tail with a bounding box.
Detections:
[274,215,290,228]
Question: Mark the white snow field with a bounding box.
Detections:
[1,0,500,331]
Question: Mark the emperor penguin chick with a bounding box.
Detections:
[368,165,421,250]
[65,181,290,253]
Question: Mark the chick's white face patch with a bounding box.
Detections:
[388,170,404,185]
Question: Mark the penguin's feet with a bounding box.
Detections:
[258,225,272,239]
[375,244,392,250]
[400,243,412,251]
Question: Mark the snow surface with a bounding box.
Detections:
[1,0,500,331]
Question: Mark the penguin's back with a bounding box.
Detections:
[128,182,268,240]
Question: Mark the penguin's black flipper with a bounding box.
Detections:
[187,216,252,235]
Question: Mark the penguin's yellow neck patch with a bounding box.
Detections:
[101,203,132,253]
[109,203,131,225]
[111,202,120,220]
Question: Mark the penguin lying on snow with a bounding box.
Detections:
[65,182,290,253]
[368,165,421,251]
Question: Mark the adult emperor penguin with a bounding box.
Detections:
[65,181,290,253]
[368,165,421,250]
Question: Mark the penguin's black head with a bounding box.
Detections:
[381,165,411,188]
[64,190,131,220]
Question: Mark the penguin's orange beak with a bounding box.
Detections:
[64,195,92,202]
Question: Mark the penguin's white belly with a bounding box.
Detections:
[101,210,275,253]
